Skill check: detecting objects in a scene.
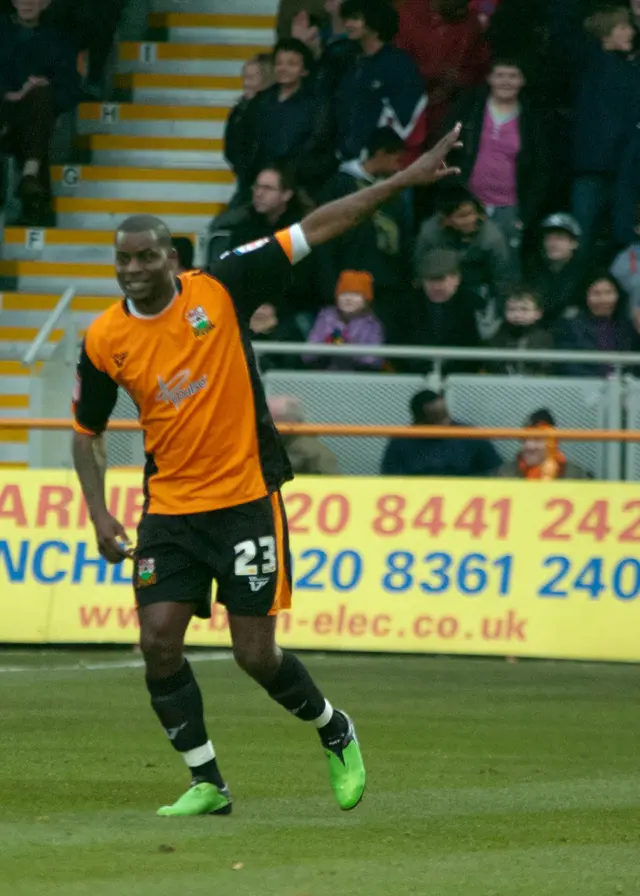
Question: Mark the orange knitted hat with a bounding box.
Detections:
[335,270,374,302]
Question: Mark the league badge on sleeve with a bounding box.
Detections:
[186,306,215,338]
[232,237,270,256]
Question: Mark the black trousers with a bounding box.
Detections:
[0,85,56,191]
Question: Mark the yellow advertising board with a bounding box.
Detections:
[1,471,639,661]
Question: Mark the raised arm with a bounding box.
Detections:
[300,125,462,248]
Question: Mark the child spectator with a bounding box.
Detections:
[415,185,515,337]
[314,127,412,343]
[0,0,80,225]
[303,270,384,371]
[548,0,640,258]
[335,0,426,162]
[523,213,584,325]
[445,57,549,267]
[497,409,591,479]
[555,271,638,376]
[406,249,480,374]
[224,55,274,197]
[485,286,553,375]
[395,0,489,143]
[610,203,640,327]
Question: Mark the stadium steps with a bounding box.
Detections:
[0,2,277,465]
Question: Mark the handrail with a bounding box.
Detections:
[22,286,76,367]
[3,419,640,441]
[251,340,640,367]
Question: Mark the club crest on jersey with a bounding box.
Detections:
[137,558,156,587]
[186,306,214,338]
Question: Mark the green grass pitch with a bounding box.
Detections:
[1,650,639,895]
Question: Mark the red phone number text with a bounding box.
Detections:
[283,492,640,543]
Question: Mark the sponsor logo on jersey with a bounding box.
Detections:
[185,306,215,338]
[155,370,208,409]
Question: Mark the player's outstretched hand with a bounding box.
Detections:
[93,512,134,564]
[399,123,463,188]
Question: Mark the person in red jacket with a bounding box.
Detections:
[395,0,490,144]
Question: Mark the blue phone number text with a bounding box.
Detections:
[290,550,640,600]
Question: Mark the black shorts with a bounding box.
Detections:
[134,493,292,618]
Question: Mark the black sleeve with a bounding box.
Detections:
[209,234,296,322]
[73,341,118,435]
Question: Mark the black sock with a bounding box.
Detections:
[266,651,348,748]
[146,660,225,789]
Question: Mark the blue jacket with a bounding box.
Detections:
[335,43,426,160]
[381,423,502,477]
[0,14,79,114]
[548,0,640,174]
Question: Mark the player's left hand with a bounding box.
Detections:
[399,123,463,188]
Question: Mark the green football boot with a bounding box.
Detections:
[324,712,366,811]
[157,782,232,817]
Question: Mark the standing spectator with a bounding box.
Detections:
[267,395,340,474]
[497,409,591,479]
[381,389,502,477]
[233,39,331,193]
[407,249,480,374]
[277,0,326,40]
[613,122,640,247]
[548,0,640,259]
[224,55,274,199]
[335,0,427,162]
[415,185,515,337]
[395,0,489,144]
[555,271,638,376]
[484,285,554,375]
[303,270,384,370]
[0,0,79,225]
[445,57,549,268]
[314,127,413,343]
[523,213,584,325]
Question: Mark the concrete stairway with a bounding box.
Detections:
[0,1,277,465]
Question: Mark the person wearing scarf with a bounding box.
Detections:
[497,409,591,479]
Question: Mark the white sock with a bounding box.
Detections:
[181,740,215,768]
[23,159,40,177]
[313,700,334,729]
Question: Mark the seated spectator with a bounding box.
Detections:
[172,236,195,274]
[233,38,331,193]
[406,249,480,374]
[611,204,640,328]
[548,0,640,260]
[303,270,383,370]
[250,303,304,371]
[484,285,553,375]
[381,389,502,477]
[0,0,80,225]
[523,213,584,325]
[224,55,274,198]
[207,165,317,321]
[268,395,340,474]
[444,57,549,268]
[414,185,514,338]
[314,127,413,343]
[554,271,638,376]
[497,409,591,479]
[395,0,489,144]
[335,0,427,162]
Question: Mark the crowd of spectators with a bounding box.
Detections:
[211,0,640,377]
